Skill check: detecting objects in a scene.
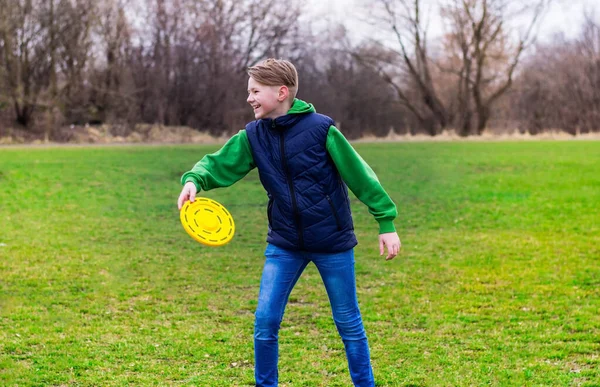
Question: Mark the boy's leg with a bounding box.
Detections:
[254,243,308,387]
[312,249,375,387]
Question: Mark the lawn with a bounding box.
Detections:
[1,141,599,386]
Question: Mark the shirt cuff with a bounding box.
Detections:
[378,220,396,234]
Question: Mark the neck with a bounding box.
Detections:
[267,101,293,119]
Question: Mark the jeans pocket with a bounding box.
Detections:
[264,243,276,257]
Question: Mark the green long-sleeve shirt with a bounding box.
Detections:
[181,100,397,234]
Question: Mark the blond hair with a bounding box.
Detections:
[247,58,298,101]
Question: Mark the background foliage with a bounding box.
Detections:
[1,0,600,140]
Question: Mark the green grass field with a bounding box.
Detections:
[1,141,599,386]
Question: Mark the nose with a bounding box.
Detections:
[247,93,254,104]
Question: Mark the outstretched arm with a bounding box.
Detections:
[178,130,255,209]
[326,125,401,260]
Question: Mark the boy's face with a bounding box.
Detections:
[247,77,286,120]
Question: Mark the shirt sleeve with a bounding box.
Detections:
[180,130,256,191]
[326,125,398,234]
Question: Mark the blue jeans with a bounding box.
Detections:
[254,243,375,387]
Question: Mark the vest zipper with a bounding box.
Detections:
[279,129,304,249]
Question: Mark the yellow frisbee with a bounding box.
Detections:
[180,198,235,246]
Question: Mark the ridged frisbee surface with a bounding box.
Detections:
[180,198,235,246]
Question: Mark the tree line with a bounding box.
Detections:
[0,0,598,140]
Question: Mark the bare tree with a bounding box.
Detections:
[358,0,549,135]
[36,0,95,139]
[441,0,549,135]
[89,0,134,130]
[573,13,600,133]
[515,11,600,135]
[298,25,406,138]
[55,0,96,125]
[0,0,51,128]
[177,0,303,132]
[235,0,303,70]
[357,0,449,135]
[0,0,96,135]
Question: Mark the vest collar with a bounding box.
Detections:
[260,99,315,130]
[262,114,303,130]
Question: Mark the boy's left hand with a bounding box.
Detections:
[379,232,401,260]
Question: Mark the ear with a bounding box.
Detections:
[277,86,289,102]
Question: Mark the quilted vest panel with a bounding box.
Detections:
[246,112,357,252]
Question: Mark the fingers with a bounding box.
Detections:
[386,244,395,260]
[177,192,187,210]
[186,182,197,203]
[177,188,191,210]
[177,182,199,210]
[386,241,401,260]
[379,238,384,256]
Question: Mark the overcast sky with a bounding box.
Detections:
[305,0,599,44]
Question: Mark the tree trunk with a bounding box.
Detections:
[16,105,33,127]
[476,105,489,135]
[47,0,57,142]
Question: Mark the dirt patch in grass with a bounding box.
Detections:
[0,124,229,146]
[358,129,600,142]
[2,125,600,147]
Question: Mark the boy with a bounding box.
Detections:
[177,58,401,387]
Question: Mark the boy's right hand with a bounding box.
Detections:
[178,182,197,210]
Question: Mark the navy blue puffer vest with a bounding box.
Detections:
[246,112,357,253]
